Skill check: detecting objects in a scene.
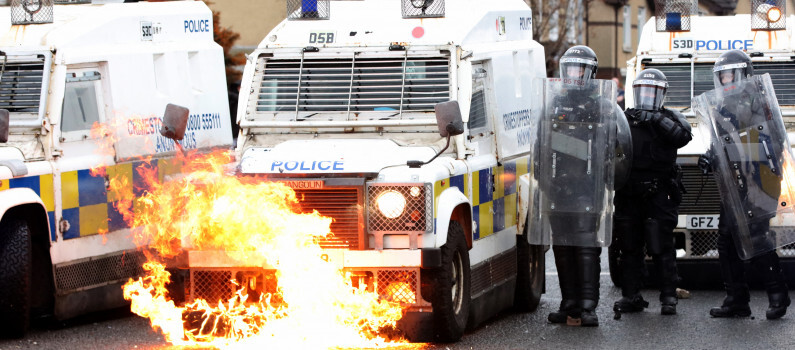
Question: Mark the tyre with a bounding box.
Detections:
[0,218,32,338]
[608,237,623,288]
[429,221,470,342]
[514,225,544,312]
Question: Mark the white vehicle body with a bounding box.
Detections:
[0,0,232,330]
[624,14,795,288]
[190,0,546,341]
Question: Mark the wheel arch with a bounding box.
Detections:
[0,188,51,243]
[434,187,472,249]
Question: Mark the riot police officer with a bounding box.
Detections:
[612,69,692,315]
[544,45,611,327]
[698,50,791,319]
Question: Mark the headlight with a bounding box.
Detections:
[376,190,406,219]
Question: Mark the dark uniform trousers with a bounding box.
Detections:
[614,174,680,300]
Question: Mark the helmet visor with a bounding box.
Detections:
[560,57,596,81]
[633,79,667,110]
[713,63,748,88]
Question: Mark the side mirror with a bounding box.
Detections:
[0,109,9,143]
[435,101,464,137]
[159,103,189,141]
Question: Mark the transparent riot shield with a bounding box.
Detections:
[693,73,795,260]
[529,78,618,247]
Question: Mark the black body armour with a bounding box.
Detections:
[627,108,687,176]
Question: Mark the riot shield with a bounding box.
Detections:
[529,78,618,247]
[693,73,795,260]
[614,103,633,190]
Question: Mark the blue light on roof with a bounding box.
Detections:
[302,0,318,12]
[666,12,682,31]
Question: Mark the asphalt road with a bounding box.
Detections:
[2,250,794,350]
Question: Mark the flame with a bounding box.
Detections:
[96,127,416,347]
[780,151,795,206]
[383,282,417,305]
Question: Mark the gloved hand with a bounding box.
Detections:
[626,109,661,123]
[697,154,712,175]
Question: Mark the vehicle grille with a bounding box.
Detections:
[295,187,363,249]
[188,268,426,307]
[0,57,45,113]
[678,231,795,259]
[54,250,147,293]
[376,269,419,304]
[678,164,721,215]
[470,247,516,298]
[780,242,795,257]
[252,52,451,114]
[686,230,720,258]
[645,61,795,108]
[189,268,279,304]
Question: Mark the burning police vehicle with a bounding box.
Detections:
[0,0,231,339]
[175,0,548,343]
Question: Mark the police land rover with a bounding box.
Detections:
[183,0,547,342]
[0,0,232,338]
[619,0,795,289]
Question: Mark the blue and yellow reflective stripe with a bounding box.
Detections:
[0,158,181,241]
[434,156,530,241]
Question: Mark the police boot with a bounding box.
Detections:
[549,246,581,324]
[753,251,791,320]
[711,231,751,318]
[766,292,791,320]
[578,247,601,327]
[580,299,599,327]
[656,246,679,316]
[613,294,649,313]
[614,216,646,313]
[660,296,678,316]
[548,299,581,324]
[709,283,751,318]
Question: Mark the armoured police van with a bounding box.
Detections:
[185,0,546,342]
[620,2,795,289]
[0,0,232,337]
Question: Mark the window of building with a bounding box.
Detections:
[638,7,647,46]
[623,5,632,53]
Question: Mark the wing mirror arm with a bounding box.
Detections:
[407,134,452,168]
[407,101,464,168]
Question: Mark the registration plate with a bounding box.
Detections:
[308,31,335,44]
[686,215,720,230]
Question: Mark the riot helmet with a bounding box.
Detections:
[633,68,668,111]
[713,50,754,88]
[559,45,598,82]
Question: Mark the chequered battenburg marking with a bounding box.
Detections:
[0,158,179,241]
[434,157,529,241]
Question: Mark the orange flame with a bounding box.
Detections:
[108,142,413,347]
